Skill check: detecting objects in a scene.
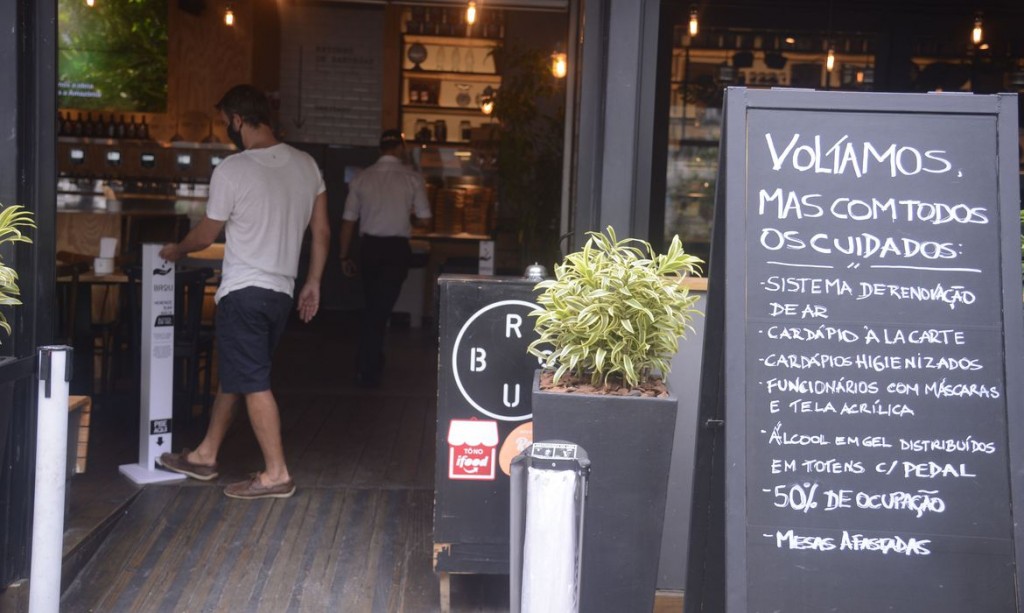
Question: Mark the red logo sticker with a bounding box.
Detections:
[448,419,499,480]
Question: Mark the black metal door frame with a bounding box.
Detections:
[0,0,58,589]
[568,0,671,249]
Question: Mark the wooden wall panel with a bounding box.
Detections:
[56,212,121,257]
[158,0,255,143]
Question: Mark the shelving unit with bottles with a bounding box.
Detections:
[400,7,503,146]
[665,26,875,255]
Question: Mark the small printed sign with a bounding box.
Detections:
[531,442,578,460]
[150,418,172,435]
[448,419,499,481]
[499,421,534,476]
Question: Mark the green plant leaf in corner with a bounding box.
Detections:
[0,204,35,344]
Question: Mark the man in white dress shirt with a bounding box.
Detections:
[339,130,432,387]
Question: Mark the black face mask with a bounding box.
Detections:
[226,119,244,150]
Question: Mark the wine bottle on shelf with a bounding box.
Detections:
[106,114,117,138]
[139,116,150,140]
[451,47,461,72]
[84,112,95,137]
[127,115,138,139]
[73,112,84,137]
[116,114,127,139]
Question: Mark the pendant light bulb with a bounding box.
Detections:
[480,85,495,115]
[826,46,835,72]
[85,0,95,6]
[466,1,477,26]
[688,7,699,37]
[972,16,983,45]
[225,6,235,27]
[551,52,567,79]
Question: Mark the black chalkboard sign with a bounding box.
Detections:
[434,275,542,575]
[687,89,1024,613]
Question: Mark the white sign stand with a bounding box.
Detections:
[119,244,186,484]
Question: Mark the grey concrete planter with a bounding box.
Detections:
[531,371,678,612]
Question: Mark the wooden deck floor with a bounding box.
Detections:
[60,312,509,612]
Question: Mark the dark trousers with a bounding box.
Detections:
[357,235,411,380]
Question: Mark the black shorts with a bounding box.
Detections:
[215,286,293,394]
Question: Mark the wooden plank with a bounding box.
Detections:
[654,590,685,613]
[397,490,440,611]
[416,398,437,488]
[288,394,357,488]
[287,488,349,611]
[69,395,91,474]
[350,401,403,487]
[439,571,452,613]
[368,489,412,611]
[326,489,382,611]
[142,489,228,611]
[110,487,224,611]
[184,496,274,612]
[382,397,431,486]
[254,493,316,613]
[61,487,177,612]
[322,397,379,487]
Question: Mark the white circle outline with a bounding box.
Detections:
[451,299,540,421]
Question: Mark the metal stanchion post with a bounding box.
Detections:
[510,440,590,613]
[29,345,73,613]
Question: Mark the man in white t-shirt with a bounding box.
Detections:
[339,130,432,387]
[157,85,330,500]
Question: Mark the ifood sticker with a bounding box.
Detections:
[448,419,499,480]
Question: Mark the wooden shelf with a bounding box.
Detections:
[404,34,500,47]
[404,104,487,115]
[404,70,500,81]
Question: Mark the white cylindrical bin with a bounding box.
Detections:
[509,441,590,613]
[29,346,72,613]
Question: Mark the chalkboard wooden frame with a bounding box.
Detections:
[688,88,1024,613]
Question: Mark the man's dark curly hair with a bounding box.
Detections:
[215,84,272,128]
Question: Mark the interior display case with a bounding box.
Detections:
[665,27,875,256]
[410,143,495,237]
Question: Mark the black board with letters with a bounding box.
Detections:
[434,275,543,575]
[687,89,1024,613]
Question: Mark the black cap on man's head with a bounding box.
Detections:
[380,129,405,151]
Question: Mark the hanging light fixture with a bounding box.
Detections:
[85,0,95,6]
[826,46,836,72]
[551,51,567,79]
[688,7,699,37]
[466,1,478,26]
[480,85,495,115]
[972,15,983,45]
[224,5,235,27]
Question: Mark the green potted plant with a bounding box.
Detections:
[0,203,33,483]
[0,204,36,337]
[526,226,702,612]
